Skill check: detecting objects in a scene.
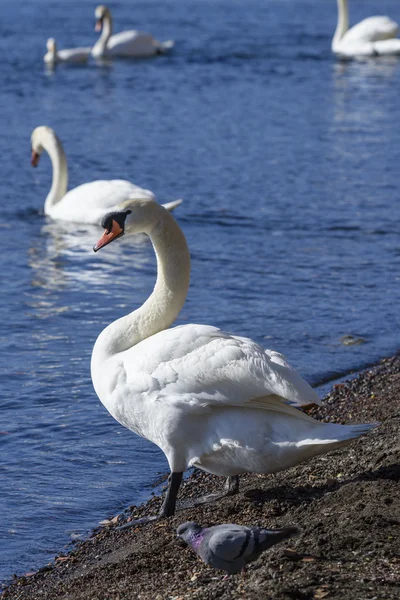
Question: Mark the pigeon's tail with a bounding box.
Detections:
[256,526,298,552]
[161,198,183,212]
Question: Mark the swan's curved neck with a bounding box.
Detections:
[42,133,68,214]
[93,11,113,55]
[333,0,349,49]
[92,210,191,366]
[49,42,57,60]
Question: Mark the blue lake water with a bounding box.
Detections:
[1,0,400,583]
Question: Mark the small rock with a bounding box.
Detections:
[340,335,367,346]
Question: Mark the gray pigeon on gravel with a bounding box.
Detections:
[177,521,298,575]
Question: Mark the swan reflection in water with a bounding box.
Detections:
[331,59,397,153]
[27,219,156,320]
[333,55,399,83]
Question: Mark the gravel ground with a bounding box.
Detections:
[2,355,399,600]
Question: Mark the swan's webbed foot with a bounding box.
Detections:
[117,471,183,530]
[177,475,240,510]
[117,514,160,530]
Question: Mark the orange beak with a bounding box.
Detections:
[31,150,40,167]
[95,19,103,32]
[93,219,124,252]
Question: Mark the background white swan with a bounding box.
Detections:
[30,126,182,224]
[332,0,400,57]
[43,38,91,65]
[91,198,377,520]
[91,5,174,59]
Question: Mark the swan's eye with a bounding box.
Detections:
[100,213,114,232]
[104,217,113,234]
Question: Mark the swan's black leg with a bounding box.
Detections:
[160,471,183,517]
[225,475,240,496]
[117,474,239,530]
[117,471,183,530]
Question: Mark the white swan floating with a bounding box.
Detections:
[332,0,400,58]
[30,126,182,225]
[91,4,174,59]
[43,38,91,65]
[91,198,378,519]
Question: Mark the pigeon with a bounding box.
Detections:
[177,521,298,575]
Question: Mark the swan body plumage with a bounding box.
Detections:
[332,0,400,57]
[43,38,91,65]
[30,126,182,224]
[91,198,377,516]
[91,5,174,59]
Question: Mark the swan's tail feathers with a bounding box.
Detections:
[162,198,183,212]
[299,421,380,450]
[157,39,175,54]
[291,421,379,464]
[342,422,380,438]
[374,39,400,56]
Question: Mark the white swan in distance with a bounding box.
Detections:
[91,5,174,59]
[43,38,91,65]
[332,0,400,57]
[91,198,378,519]
[30,126,182,225]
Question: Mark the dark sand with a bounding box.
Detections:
[2,356,399,600]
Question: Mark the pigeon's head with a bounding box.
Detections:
[176,522,202,544]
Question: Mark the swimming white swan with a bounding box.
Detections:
[43,38,91,65]
[30,126,182,225]
[91,198,377,520]
[332,0,400,57]
[91,5,174,59]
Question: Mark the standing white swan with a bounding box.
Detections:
[30,126,182,224]
[332,0,400,57]
[43,38,91,65]
[91,5,174,59]
[91,198,377,520]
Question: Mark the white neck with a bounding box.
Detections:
[48,42,57,61]
[91,209,191,369]
[42,131,68,214]
[333,0,349,50]
[92,11,113,56]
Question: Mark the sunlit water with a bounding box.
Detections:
[1,0,400,583]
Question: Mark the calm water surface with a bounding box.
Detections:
[1,0,400,582]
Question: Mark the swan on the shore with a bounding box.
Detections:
[43,38,91,65]
[91,197,378,520]
[91,5,174,59]
[332,0,400,57]
[30,126,182,224]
